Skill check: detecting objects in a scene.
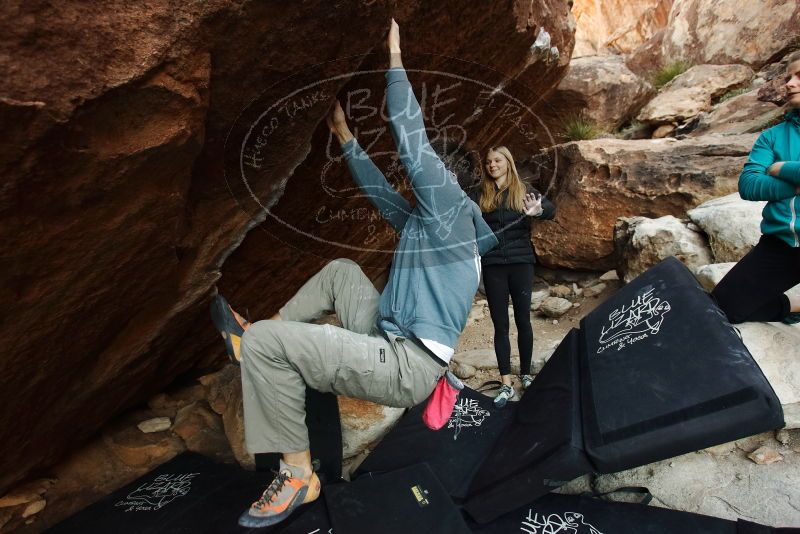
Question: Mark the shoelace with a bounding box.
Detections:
[253,469,292,509]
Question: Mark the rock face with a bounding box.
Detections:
[691,89,785,136]
[339,397,405,460]
[687,193,766,262]
[549,55,655,129]
[571,0,673,57]
[614,215,712,282]
[0,0,575,494]
[637,64,754,124]
[738,322,800,429]
[530,133,756,270]
[660,0,800,68]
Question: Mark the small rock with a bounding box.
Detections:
[747,446,783,465]
[550,285,572,299]
[599,270,619,281]
[583,283,607,298]
[451,361,477,380]
[652,123,676,138]
[704,441,736,456]
[137,417,172,434]
[541,297,573,318]
[775,428,800,452]
[552,320,559,325]
[530,289,550,311]
[572,283,581,297]
[572,302,581,308]
[22,499,45,518]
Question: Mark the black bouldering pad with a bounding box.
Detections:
[578,257,784,472]
[48,452,333,534]
[354,386,515,500]
[325,463,471,534]
[464,492,788,534]
[464,328,594,523]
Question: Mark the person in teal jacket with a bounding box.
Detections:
[712,50,800,324]
[211,20,502,528]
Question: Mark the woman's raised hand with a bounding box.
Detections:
[523,192,544,217]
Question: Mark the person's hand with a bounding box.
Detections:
[767,162,785,176]
[523,192,543,216]
[387,18,401,54]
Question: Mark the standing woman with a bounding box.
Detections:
[712,51,800,325]
[469,147,556,408]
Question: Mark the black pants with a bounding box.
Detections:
[483,263,535,376]
[712,234,800,323]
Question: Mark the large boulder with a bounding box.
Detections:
[614,215,712,282]
[690,88,785,136]
[548,55,655,129]
[531,133,756,270]
[660,0,800,68]
[694,262,737,291]
[695,262,800,305]
[687,193,766,262]
[338,397,405,460]
[571,0,673,57]
[0,0,576,494]
[739,322,800,430]
[637,64,754,125]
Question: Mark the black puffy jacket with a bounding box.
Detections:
[468,184,556,266]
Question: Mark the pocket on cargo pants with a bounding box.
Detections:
[330,332,400,405]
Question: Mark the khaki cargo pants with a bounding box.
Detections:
[240,258,446,454]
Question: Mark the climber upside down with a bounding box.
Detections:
[210,19,544,528]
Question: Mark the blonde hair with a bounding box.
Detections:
[478,146,527,213]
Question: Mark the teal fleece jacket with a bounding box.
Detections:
[342,67,499,349]
[739,109,800,247]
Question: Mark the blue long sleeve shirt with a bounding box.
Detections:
[342,67,498,354]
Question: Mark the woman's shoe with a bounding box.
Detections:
[210,294,246,365]
[782,312,800,325]
[521,375,534,389]
[493,384,515,408]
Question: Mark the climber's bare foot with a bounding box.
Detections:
[388,18,402,69]
[230,306,250,331]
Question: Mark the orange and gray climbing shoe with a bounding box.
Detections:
[209,294,247,365]
[238,460,321,528]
